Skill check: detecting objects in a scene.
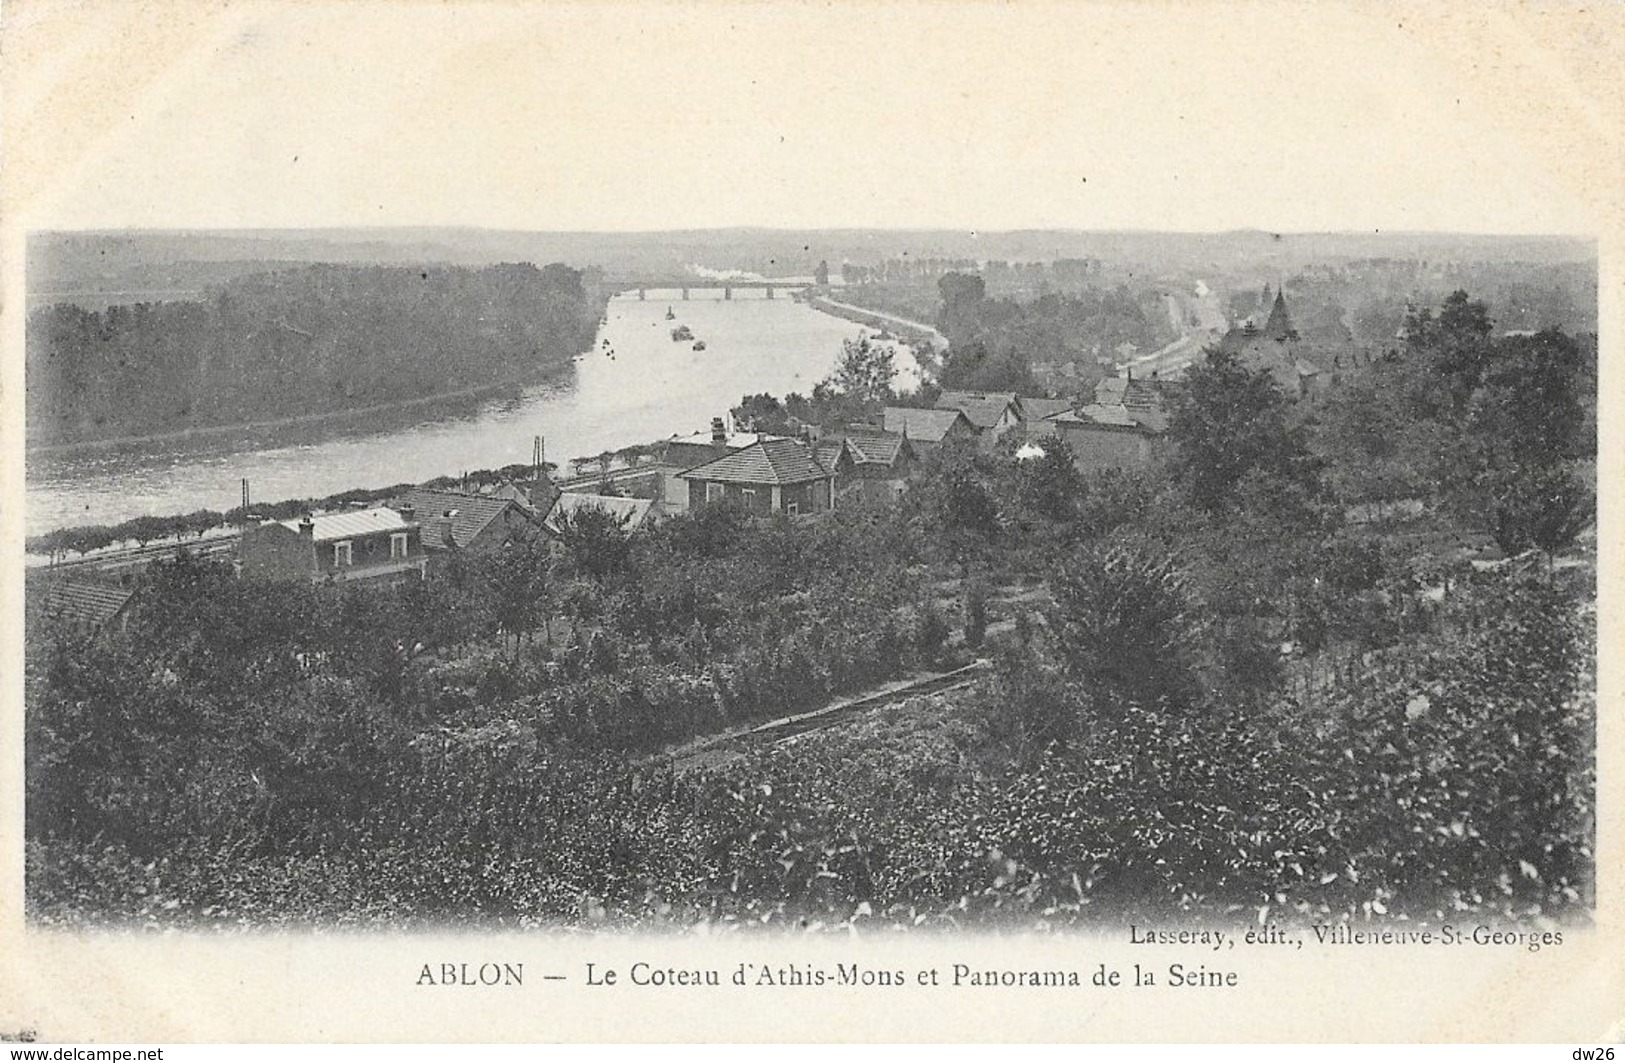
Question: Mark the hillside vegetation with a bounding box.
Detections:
[25,292,1595,930]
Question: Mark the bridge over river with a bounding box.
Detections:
[609,278,813,301]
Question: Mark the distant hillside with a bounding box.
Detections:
[26,262,600,448]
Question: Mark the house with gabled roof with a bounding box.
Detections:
[1093,375,1177,410]
[935,390,1023,437]
[1018,396,1074,423]
[492,476,561,515]
[392,488,539,553]
[1044,401,1169,473]
[653,417,792,514]
[678,437,836,517]
[239,507,428,584]
[882,406,979,450]
[26,571,139,636]
[825,425,916,507]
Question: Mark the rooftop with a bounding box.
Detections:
[1093,376,1174,410]
[1052,403,1165,433]
[842,431,910,465]
[276,507,414,543]
[883,406,974,442]
[665,430,786,450]
[936,390,1019,429]
[678,437,831,486]
[30,574,137,629]
[1019,396,1074,421]
[393,489,521,550]
[815,439,849,472]
[1071,403,1141,428]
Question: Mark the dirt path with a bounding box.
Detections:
[655,660,990,773]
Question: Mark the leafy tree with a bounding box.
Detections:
[1461,463,1595,558]
[414,551,498,652]
[1416,316,1595,553]
[936,271,986,336]
[1405,290,1495,414]
[490,535,552,646]
[1466,328,1589,468]
[1166,347,1321,513]
[731,393,792,434]
[929,460,1000,570]
[937,339,1035,393]
[550,504,633,582]
[1045,540,1204,716]
[819,335,897,411]
[1010,437,1084,525]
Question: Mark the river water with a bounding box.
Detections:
[26,290,922,537]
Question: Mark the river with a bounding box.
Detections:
[25,289,922,537]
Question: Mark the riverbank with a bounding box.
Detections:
[804,293,948,351]
[25,360,578,464]
[28,292,884,537]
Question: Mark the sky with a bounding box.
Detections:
[3,1,1620,235]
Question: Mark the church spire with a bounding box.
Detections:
[1262,287,1298,341]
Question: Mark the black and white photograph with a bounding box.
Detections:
[2,0,1619,1046]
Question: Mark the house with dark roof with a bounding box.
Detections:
[935,391,1023,438]
[882,406,979,450]
[239,507,428,584]
[677,437,836,516]
[1044,402,1168,473]
[832,429,918,503]
[809,437,860,498]
[654,418,792,513]
[1017,396,1074,423]
[27,572,139,636]
[1092,375,1179,410]
[492,476,561,515]
[392,488,539,553]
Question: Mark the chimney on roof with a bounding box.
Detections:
[298,515,315,540]
[398,504,415,524]
[1126,366,1133,381]
[711,417,727,445]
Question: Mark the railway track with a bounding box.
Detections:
[36,534,241,576]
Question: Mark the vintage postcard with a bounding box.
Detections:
[1,0,1620,1045]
